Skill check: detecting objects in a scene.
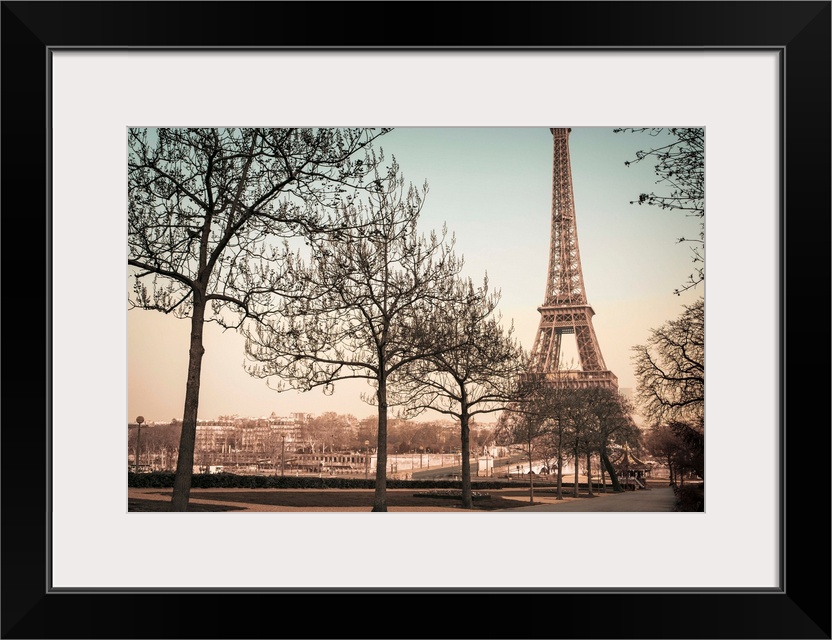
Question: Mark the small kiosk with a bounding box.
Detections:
[613,447,652,490]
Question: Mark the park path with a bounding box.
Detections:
[495,486,677,512]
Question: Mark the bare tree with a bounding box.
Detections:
[644,420,703,486]
[493,376,572,502]
[632,297,704,426]
[401,278,526,508]
[243,160,464,511]
[582,386,640,493]
[304,412,356,452]
[127,421,182,472]
[563,390,599,497]
[532,389,572,501]
[615,127,704,296]
[670,420,704,483]
[644,424,683,485]
[128,127,389,511]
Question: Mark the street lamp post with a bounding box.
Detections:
[364,440,370,480]
[134,416,145,473]
[281,434,286,476]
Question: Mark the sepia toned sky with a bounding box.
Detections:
[128,126,702,423]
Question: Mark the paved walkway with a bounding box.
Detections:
[496,486,677,512]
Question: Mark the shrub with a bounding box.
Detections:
[673,483,704,512]
[128,472,554,492]
[127,471,175,488]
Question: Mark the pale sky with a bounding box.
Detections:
[128,126,702,423]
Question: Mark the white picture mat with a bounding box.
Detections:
[50,50,780,589]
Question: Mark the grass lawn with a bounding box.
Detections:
[129,498,247,512]
[128,488,543,511]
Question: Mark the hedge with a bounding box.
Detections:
[127,471,561,491]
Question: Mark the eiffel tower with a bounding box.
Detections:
[527,128,618,390]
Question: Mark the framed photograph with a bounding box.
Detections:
[3,2,829,638]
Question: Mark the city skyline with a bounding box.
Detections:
[128,126,702,423]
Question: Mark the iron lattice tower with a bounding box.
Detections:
[528,128,618,390]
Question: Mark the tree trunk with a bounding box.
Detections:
[573,443,579,497]
[556,449,564,500]
[460,406,473,509]
[134,424,142,473]
[586,451,594,497]
[170,294,207,511]
[528,457,535,504]
[372,374,388,512]
[600,458,606,493]
[601,448,622,492]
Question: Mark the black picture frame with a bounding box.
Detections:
[2,2,829,638]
